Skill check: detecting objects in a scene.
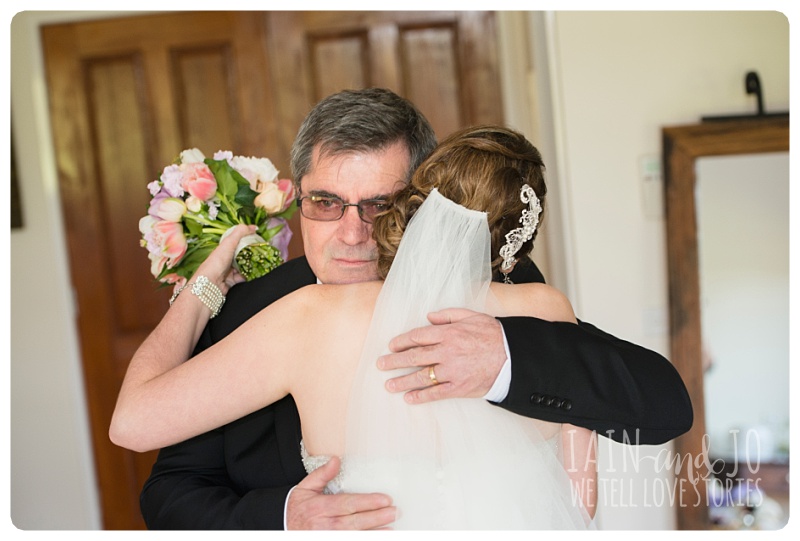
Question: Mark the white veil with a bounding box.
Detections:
[343,189,591,529]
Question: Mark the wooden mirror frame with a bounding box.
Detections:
[662,116,789,530]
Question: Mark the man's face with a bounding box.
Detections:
[300,141,410,284]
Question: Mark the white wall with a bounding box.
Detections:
[539,10,790,530]
[7,8,793,531]
[8,11,141,531]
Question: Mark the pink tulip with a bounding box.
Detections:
[152,220,188,265]
[147,191,169,218]
[182,162,217,201]
[277,178,296,210]
[160,273,187,288]
[153,197,187,223]
[148,252,168,278]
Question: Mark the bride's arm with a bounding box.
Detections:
[561,424,598,519]
[109,225,305,452]
[510,285,598,517]
[495,282,577,325]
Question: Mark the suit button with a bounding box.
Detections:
[544,396,556,406]
[561,400,572,411]
[552,399,564,408]
[530,393,544,404]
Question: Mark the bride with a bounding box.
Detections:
[111,126,597,529]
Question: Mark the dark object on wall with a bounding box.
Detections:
[702,71,789,122]
[11,135,23,229]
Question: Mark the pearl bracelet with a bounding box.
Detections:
[169,275,226,318]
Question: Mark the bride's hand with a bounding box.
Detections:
[194,224,256,295]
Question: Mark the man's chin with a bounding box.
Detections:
[321,261,380,284]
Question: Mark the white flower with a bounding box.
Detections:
[213,150,234,162]
[160,164,185,197]
[185,196,203,213]
[155,198,187,222]
[229,156,279,191]
[254,182,287,214]
[139,215,158,235]
[208,201,219,220]
[180,148,206,164]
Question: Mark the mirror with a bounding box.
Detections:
[698,152,789,530]
[662,117,789,530]
[698,152,789,455]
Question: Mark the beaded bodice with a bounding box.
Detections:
[300,440,345,494]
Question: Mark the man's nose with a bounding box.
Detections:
[336,205,372,245]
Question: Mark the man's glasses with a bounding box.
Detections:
[297,195,389,224]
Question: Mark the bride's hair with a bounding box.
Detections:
[373,125,547,280]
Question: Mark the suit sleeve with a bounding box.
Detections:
[496,316,693,445]
[139,258,316,529]
[138,323,290,529]
[139,427,289,529]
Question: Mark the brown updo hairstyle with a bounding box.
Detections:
[373,125,546,280]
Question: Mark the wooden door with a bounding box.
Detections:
[41,12,284,529]
[42,10,503,529]
[266,11,504,147]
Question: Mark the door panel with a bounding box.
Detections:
[42,10,503,529]
[173,45,241,152]
[309,32,370,98]
[87,57,158,331]
[400,25,464,136]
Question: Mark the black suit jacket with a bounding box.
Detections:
[140,257,691,529]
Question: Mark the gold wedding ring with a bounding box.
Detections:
[428,365,439,386]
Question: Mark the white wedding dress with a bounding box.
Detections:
[303,189,593,529]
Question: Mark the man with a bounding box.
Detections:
[140,88,692,529]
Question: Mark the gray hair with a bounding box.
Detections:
[290,88,437,190]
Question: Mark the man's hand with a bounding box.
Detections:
[286,457,396,530]
[377,308,506,404]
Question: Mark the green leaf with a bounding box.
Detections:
[235,184,258,220]
[260,222,284,242]
[185,217,203,236]
[174,244,216,278]
[206,159,237,199]
[253,206,266,226]
[206,159,251,200]
[213,212,237,227]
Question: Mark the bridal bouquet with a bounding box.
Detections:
[139,148,296,286]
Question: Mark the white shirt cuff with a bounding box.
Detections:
[482,328,512,402]
[284,485,297,530]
